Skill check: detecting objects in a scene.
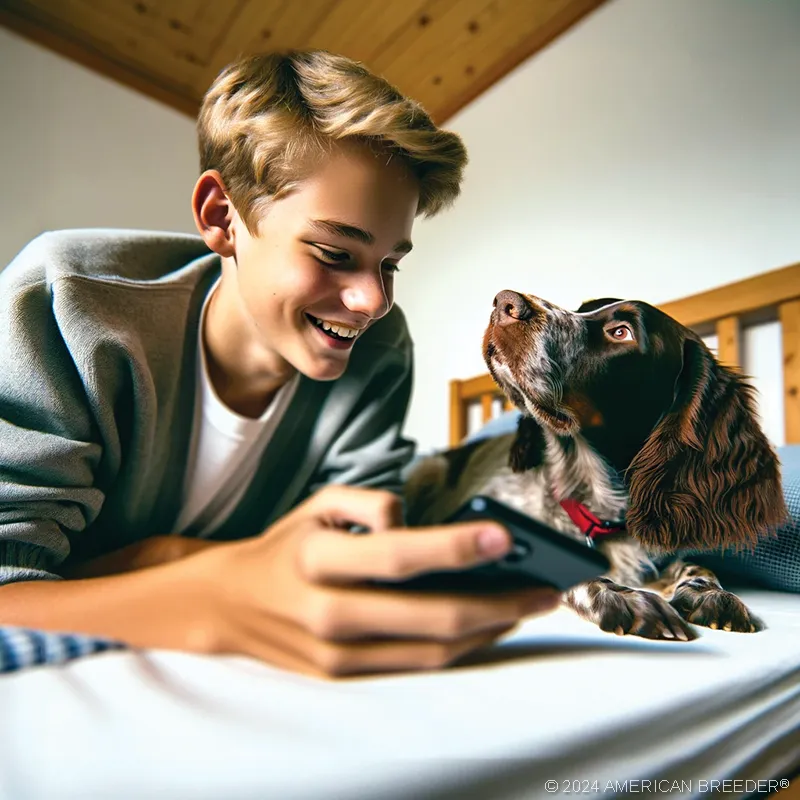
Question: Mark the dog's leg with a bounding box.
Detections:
[653,561,765,633]
[565,578,697,640]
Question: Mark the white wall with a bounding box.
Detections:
[0,28,198,269]
[397,0,800,451]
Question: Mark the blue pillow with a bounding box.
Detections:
[687,445,800,592]
[465,410,521,443]
[466,412,800,592]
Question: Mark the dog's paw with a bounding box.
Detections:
[670,580,765,633]
[594,583,698,641]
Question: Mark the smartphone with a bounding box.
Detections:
[382,495,610,594]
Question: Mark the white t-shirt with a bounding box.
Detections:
[173,283,299,538]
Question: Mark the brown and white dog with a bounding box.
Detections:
[405,291,788,640]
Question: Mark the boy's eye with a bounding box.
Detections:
[382,262,401,274]
[314,246,350,264]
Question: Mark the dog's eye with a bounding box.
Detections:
[606,325,635,343]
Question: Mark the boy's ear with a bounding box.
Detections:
[192,170,236,258]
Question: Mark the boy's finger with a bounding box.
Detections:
[302,485,404,532]
[296,521,512,584]
[291,583,560,642]
[243,611,517,678]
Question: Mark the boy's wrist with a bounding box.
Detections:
[0,548,228,657]
[62,536,225,579]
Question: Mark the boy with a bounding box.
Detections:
[0,50,559,677]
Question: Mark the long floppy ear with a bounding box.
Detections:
[509,414,546,473]
[626,334,788,553]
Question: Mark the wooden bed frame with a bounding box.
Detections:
[449,261,800,446]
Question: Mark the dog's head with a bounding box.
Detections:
[483,290,787,552]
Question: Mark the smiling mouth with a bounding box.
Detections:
[306,314,362,342]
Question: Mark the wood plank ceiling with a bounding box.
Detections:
[0,0,605,123]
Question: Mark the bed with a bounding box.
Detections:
[1,268,799,800]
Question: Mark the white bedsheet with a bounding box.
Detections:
[1,590,798,800]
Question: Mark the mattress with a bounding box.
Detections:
[0,590,798,800]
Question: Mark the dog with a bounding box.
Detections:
[405,291,788,640]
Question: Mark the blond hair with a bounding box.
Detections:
[197,50,467,231]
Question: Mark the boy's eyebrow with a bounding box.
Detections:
[309,219,413,254]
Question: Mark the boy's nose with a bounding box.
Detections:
[342,275,391,319]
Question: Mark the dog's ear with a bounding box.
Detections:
[509,415,546,473]
[626,334,788,553]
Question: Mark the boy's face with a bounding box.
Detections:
[217,140,419,386]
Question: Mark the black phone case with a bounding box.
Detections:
[384,495,610,594]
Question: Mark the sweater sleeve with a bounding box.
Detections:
[0,262,104,584]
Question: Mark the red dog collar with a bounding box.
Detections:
[559,498,626,546]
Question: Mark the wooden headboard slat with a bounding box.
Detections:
[715,316,741,368]
[481,394,494,423]
[457,373,500,400]
[779,300,800,444]
[658,261,800,328]
[449,381,468,447]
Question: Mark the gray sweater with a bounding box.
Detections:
[0,229,415,584]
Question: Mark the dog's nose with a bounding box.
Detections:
[493,290,533,325]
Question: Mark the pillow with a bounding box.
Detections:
[465,412,800,593]
[465,410,521,443]
[685,445,800,593]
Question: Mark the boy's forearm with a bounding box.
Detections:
[0,552,226,654]
[62,536,225,579]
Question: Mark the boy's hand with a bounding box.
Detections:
[199,485,561,677]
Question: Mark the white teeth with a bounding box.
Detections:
[312,317,359,339]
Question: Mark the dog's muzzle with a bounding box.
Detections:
[493,290,534,326]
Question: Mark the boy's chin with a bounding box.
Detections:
[296,353,350,382]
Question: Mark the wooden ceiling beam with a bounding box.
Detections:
[0,5,200,117]
[0,0,608,124]
[433,0,606,122]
